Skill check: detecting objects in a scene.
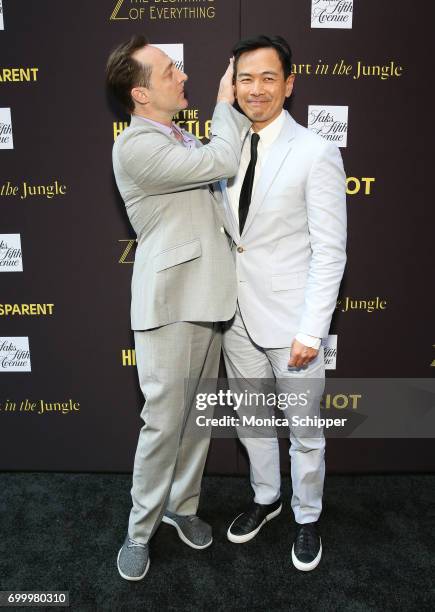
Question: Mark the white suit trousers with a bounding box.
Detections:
[223,305,325,524]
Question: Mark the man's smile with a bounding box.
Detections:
[247,99,269,105]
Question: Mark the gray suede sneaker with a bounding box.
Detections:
[117,535,150,581]
[162,511,213,549]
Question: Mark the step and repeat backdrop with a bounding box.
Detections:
[1,1,434,473]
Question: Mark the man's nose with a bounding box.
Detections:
[250,80,263,95]
[178,68,188,82]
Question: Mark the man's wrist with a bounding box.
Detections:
[295,332,321,351]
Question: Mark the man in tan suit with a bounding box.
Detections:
[106,35,250,581]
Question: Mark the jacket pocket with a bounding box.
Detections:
[154,238,202,272]
[271,271,308,291]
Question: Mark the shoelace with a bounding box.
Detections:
[128,539,146,549]
[184,515,200,524]
[297,528,316,552]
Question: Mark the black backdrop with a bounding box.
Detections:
[1,1,434,473]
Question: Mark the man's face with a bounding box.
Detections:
[132,45,188,116]
[235,47,294,130]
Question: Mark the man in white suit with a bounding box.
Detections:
[221,35,347,571]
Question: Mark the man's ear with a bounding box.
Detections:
[285,74,295,98]
[131,86,149,108]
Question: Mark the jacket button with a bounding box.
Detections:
[220,226,225,234]
[237,246,244,253]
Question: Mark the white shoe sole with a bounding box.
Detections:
[117,548,150,581]
[227,504,282,544]
[161,516,213,550]
[291,539,322,571]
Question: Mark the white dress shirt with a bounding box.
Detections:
[227,110,321,351]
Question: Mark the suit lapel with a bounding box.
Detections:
[241,113,296,238]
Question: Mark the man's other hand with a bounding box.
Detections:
[217,58,235,105]
[288,339,319,369]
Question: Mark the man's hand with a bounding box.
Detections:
[217,58,235,105]
[288,339,319,369]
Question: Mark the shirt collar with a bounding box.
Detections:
[250,109,285,149]
[133,115,195,146]
[171,122,195,146]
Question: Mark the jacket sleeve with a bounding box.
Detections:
[116,102,251,196]
[298,142,347,338]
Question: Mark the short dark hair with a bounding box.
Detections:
[106,34,152,113]
[232,35,293,79]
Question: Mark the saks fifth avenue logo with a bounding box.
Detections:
[0,1,4,30]
[0,234,23,272]
[0,338,31,372]
[323,335,337,370]
[110,0,216,21]
[311,0,353,29]
[308,106,348,147]
[0,108,13,149]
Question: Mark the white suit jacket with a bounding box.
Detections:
[220,111,347,348]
